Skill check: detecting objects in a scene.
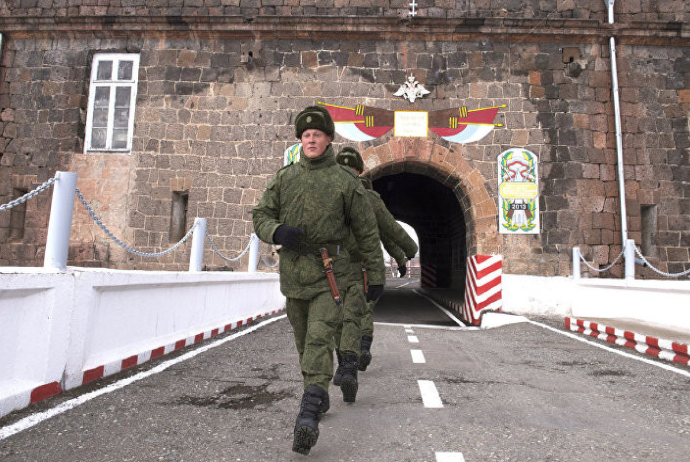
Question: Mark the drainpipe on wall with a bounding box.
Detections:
[605,0,632,279]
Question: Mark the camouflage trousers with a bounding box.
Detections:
[286,292,343,392]
[334,282,367,357]
[361,298,377,338]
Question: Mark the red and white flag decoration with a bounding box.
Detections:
[463,255,503,325]
[318,101,504,144]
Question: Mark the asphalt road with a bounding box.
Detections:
[1,281,689,461]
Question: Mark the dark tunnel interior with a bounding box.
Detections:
[372,172,467,290]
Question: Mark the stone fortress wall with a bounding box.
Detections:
[0,1,688,279]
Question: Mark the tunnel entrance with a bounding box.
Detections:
[370,166,468,291]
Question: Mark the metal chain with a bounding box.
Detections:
[258,248,279,268]
[204,230,252,262]
[634,245,690,278]
[579,243,690,278]
[0,177,57,212]
[579,246,625,273]
[10,177,688,278]
[76,187,197,257]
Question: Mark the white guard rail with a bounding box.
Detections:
[0,267,284,419]
[570,278,690,333]
[502,274,690,329]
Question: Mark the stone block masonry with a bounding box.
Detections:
[0,3,689,278]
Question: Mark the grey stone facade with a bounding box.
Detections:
[1,1,689,285]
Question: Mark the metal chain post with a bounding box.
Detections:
[188,218,207,271]
[248,233,259,273]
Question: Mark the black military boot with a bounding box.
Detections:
[319,393,330,415]
[293,385,327,455]
[359,335,373,371]
[333,349,344,386]
[339,353,359,403]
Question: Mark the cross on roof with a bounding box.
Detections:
[409,0,418,17]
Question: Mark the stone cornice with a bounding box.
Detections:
[0,16,688,46]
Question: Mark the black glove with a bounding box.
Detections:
[272,225,304,250]
[398,264,407,278]
[366,285,384,302]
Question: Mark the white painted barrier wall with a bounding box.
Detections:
[0,267,284,419]
[570,278,690,333]
[502,274,574,316]
[3,268,689,419]
[502,274,690,334]
[0,268,75,418]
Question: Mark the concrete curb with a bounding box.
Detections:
[565,317,690,366]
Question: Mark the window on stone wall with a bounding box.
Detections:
[170,192,189,243]
[640,205,658,257]
[84,53,140,154]
[9,188,27,241]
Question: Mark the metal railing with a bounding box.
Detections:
[1,171,269,273]
[573,240,690,280]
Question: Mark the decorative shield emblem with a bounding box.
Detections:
[497,149,540,234]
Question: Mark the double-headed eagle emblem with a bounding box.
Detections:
[393,75,431,103]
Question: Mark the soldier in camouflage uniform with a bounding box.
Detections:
[334,147,418,373]
[330,152,387,402]
[253,106,385,455]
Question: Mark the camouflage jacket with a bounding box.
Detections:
[253,145,385,299]
[380,237,406,268]
[361,177,419,263]
[345,177,418,282]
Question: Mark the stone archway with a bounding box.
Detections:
[360,138,499,290]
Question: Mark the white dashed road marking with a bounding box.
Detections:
[403,319,462,460]
[417,379,443,408]
[410,349,426,363]
[377,321,471,331]
[436,452,466,462]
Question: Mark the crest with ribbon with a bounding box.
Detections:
[319,101,504,144]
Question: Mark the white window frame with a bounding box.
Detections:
[84,53,140,154]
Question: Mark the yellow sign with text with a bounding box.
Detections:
[499,182,538,200]
[394,111,428,137]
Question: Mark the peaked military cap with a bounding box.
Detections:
[295,105,336,139]
[336,147,364,173]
